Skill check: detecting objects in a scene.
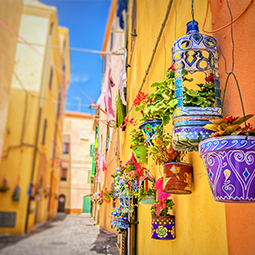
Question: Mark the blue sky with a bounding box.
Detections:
[41,0,111,113]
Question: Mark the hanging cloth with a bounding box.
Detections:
[119,49,127,105]
[97,64,115,122]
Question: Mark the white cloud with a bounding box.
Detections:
[72,73,89,83]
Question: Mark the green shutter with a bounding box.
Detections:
[91,155,97,175]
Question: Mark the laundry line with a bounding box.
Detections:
[17,40,124,56]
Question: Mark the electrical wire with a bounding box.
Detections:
[122,0,173,126]
[202,0,253,33]
[17,40,124,56]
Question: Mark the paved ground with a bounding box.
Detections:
[0,214,118,255]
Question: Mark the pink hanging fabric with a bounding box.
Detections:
[95,155,100,182]
[99,154,107,172]
[97,64,115,122]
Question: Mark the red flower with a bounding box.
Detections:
[148,97,153,102]
[167,64,175,72]
[205,73,214,83]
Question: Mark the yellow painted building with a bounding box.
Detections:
[0,0,70,234]
[94,0,255,254]
[0,0,23,160]
[58,111,94,214]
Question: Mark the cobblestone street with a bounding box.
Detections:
[0,214,118,255]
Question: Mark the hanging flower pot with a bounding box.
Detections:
[111,206,130,230]
[163,162,192,194]
[199,114,255,202]
[140,119,162,146]
[140,194,156,205]
[12,185,21,202]
[0,178,9,193]
[151,215,175,240]
[131,144,147,163]
[172,20,222,151]
[199,136,255,202]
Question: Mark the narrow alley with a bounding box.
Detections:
[0,214,118,255]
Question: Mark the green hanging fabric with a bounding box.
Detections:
[116,91,126,126]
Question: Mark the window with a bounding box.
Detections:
[60,168,68,181]
[49,66,53,90]
[42,118,47,145]
[87,170,93,183]
[63,142,70,154]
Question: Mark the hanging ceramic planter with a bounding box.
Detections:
[172,21,222,151]
[140,195,156,205]
[199,136,255,202]
[163,162,192,194]
[151,215,175,240]
[111,206,130,230]
[131,144,147,163]
[140,119,162,146]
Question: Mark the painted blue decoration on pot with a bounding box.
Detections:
[111,206,130,229]
[172,21,222,151]
[140,119,162,147]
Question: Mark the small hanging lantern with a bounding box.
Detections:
[172,20,222,151]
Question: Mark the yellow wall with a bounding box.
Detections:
[59,112,94,214]
[0,0,23,160]
[0,1,69,234]
[123,0,228,254]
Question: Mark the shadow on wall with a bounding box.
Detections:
[0,213,66,251]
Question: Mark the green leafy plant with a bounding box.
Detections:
[151,198,175,217]
[135,66,178,125]
[129,128,146,147]
[203,114,255,137]
[149,126,186,165]
[182,72,216,107]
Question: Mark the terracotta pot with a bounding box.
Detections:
[199,136,255,202]
[151,215,175,240]
[105,198,111,203]
[163,162,192,194]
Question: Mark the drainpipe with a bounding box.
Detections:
[25,23,54,233]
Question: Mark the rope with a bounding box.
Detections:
[191,0,195,21]
[221,0,249,138]
[202,0,253,33]
[226,0,234,73]
[122,0,173,125]
[222,72,248,138]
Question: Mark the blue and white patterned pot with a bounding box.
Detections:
[199,136,255,202]
[172,107,222,151]
[140,119,162,147]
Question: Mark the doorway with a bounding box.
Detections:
[58,194,65,212]
[82,196,91,213]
